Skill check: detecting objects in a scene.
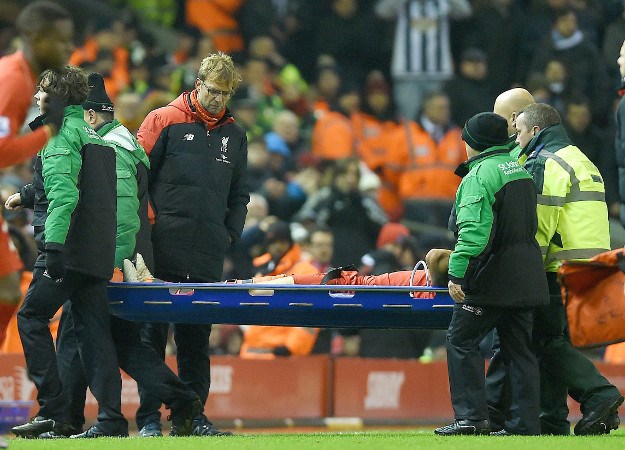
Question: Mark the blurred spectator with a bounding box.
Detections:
[543,58,573,117]
[302,225,335,273]
[310,58,343,119]
[267,109,305,158]
[463,0,528,94]
[247,35,287,75]
[230,97,264,142]
[316,0,388,87]
[246,137,273,193]
[294,157,388,266]
[444,47,497,128]
[564,96,619,215]
[169,25,202,66]
[69,21,132,99]
[276,64,316,142]
[238,1,323,82]
[116,0,181,28]
[240,220,320,359]
[236,57,285,132]
[311,82,360,162]
[602,1,625,87]
[185,0,244,57]
[387,91,465,231]
[375,0,472,120]
[352,71,402,220]
[529,7,611,125]
[114,92,143,134]
[245,193,270,230]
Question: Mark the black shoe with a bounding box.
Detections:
[170,399,203,436]
[39,423,81,438]
[606,412,620,433]
[434,419,490,436]
[575,395,624,436]
[69,424,128,438]
[138,420,163,437]
[12,416,54,438]
[191,416,233,436]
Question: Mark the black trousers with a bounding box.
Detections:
[485,273,622,434]
[533,273,621,434]
[56,302,200,429]
[446,302,540,435]
[17,266,126,432]
[136,274,212,429]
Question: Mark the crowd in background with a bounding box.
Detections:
[1,0,625,360]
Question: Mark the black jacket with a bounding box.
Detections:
[139,93,249,282]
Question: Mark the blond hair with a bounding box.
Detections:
[198,52,242,92]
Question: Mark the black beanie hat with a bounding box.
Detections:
[82,73,114,113]
[461,112,508,152]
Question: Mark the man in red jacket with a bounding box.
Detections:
[0,1,72,347]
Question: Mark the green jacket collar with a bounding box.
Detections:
[64,104,84,119]
[97,119,150,168]
[454,145,510,178]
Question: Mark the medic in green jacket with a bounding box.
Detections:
[43,105,103,245]
[97,119,150,268]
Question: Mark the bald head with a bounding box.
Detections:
[493,88,535,135]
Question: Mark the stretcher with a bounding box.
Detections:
[108,283,454,329]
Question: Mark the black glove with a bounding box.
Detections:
[44,94,66,135]
[45,243,66,281]
[28,115,45,131]
[272,345,291,357]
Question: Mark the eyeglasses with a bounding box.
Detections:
[197,79,233,99]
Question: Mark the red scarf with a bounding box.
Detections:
[190,90,225,130]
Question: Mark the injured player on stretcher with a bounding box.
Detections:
[122,249,451,297]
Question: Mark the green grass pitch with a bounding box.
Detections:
[3,428,625,449]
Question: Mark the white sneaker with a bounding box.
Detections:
[122,258,139,282]
[135,253,154,282]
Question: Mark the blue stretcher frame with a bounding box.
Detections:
[108,283,454,329]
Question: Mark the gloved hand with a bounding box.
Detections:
[43,94,66,135]
[45,243,66,281]
[272,345,291,357]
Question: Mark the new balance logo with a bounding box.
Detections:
[183,133,194,141]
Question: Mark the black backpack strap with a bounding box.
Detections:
[320,265,357,285]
